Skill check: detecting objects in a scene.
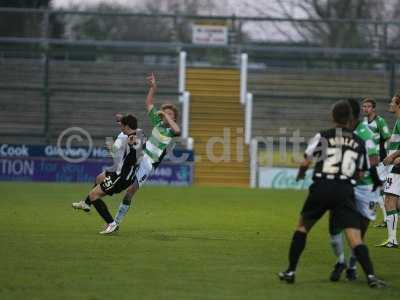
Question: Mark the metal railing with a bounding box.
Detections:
[1,7,400,57]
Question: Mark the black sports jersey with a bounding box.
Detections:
[100,144,137,196]
[119,144,137,182]
[305,127,369,185]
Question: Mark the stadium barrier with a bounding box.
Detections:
[258,166,312,190]
[0,144,194,186]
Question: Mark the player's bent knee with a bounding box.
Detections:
[384,194,398,210]
[344,227,363,248]
[126,183,138,194]
[96,172,105,185]
[88,191,97,202]
[89,185,106,201]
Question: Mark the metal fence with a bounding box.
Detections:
[1,7,400,54]
[1,7,400,47]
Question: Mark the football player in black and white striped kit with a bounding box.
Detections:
[278,100,386,288]
[72,115,140,234]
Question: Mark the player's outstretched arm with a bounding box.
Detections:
[296,159,311,181]
[296,132,320,181]
[146,72,157,112]
[383,150,400,165]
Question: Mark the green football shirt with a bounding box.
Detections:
[364,115,391,145]
[143,106,175,163]
[354,121,379,186]
[387,119,400,156]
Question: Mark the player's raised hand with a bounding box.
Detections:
[145,73,157,112]
[146,72,157,89]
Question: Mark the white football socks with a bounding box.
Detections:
[386,213,398,243]
[378,196,387,222]
[330,233,345,264]
[114,203,130,225]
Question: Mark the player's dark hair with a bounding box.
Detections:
[362,98,376,108]
[332,100,352,125]
[121,114,137,130]
[347,98,360,120]
[161,103,179,121]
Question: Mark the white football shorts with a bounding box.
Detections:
[354,185,379,221]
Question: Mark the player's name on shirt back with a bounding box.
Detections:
[328,136,360,149]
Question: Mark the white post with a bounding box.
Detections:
[250,138,258,188]
[187,137,194,151]
[182,91,190,140]
[240,53,248,106]
[179,51,186,95]
[178,51,191,149]
[245,92,253,145]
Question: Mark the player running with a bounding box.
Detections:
[362,98,391,228]
[72,114,139,234]
[329,99,381,282]
[101,72,181,234]
[278,100,386,288]
[377,94,400,248]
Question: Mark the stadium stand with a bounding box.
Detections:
[0,58,180,145]
[0,57,397,171]
[0,58,44,141]
[249,67,396,141]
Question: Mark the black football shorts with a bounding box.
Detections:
[100,171,132,196]
[301,180,362,231]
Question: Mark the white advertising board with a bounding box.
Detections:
[258,167,313,189]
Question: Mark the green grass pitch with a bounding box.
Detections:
[0,182,399,300]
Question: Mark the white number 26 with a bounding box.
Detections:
[322,148,358,177]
